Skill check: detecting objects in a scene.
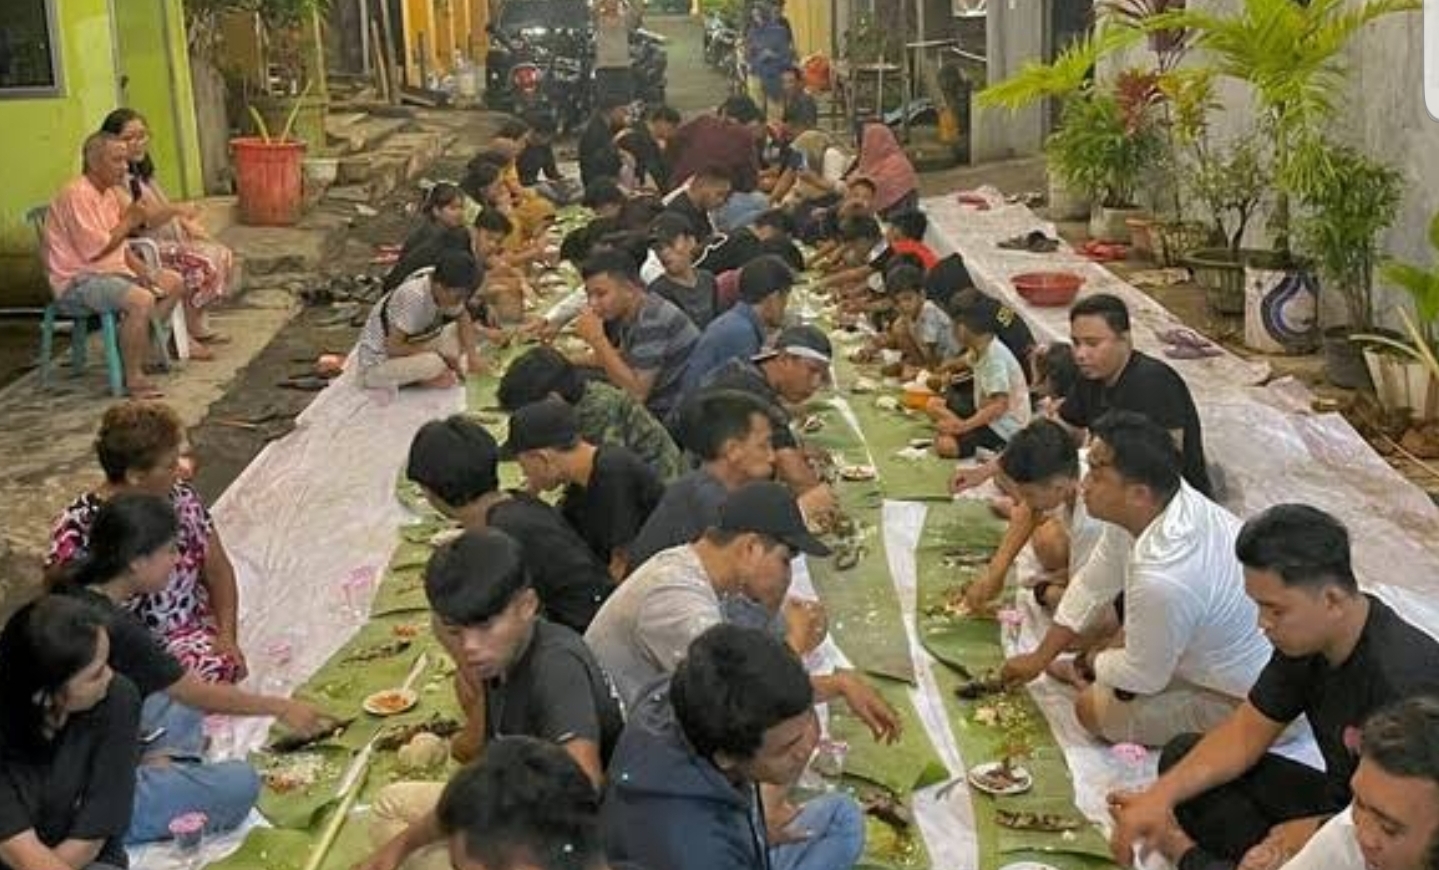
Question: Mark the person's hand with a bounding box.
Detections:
[213,635,249,682]
[796,484,837,526]
[936,416,966,437]
[519,317,561,343]
[949,463,992,494]
[783,598,828,654]
[961,573,1002,613]
[278,699,329,736]
[836,671,903,744]
[1108,787,1174,866]
[1001,650,1051,686]
[1245,816,1325,866]
[764,795,811,846]
[573,308,607,347]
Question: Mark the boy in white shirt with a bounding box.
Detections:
[1070,410,1271,746]
[926,296,1031,459]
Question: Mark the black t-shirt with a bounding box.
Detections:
[579,115,623,187]
[0,675,141,869]
[617,125,669,190]
[626,469,730,570]
[1059,350,1211,495]
[1249,596,1439,795]
[486,620,625,765]
[697,358,798,451]
[561,444,665,565]
[993,303,1037,374]
[488,492,614,633]
[517,142,561,186]
[662,195,716,246]
[695,228,762,278]
[60,587,185,697]
[649,271,720,330]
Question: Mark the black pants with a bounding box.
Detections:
[1163,733,1347,870]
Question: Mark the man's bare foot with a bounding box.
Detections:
[1046,656,1090,688]
[186,342,215,361]
[418,370,460,389]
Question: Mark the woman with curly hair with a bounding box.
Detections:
[45,400,245,684]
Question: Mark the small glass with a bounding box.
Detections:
[261,637,295,695]
[1109,742,1151,795]
[997,606,1024,643]
[341,568,375,622]
[810,739,849,790]
[203,715,235,761]
[169,811,207,869]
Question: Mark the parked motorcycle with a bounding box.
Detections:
[485,0,595,132]
[631,28,668,106]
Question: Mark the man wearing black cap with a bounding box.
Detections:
[583,481,901,745]
[357,250,485,390]
[682,254,795,392]
[503,398,664,579]
[689,324,836,517]
[405,415,615,633]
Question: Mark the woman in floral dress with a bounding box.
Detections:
[101,108,236,359]
[45,401,245,684]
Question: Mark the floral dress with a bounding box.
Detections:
[131,176,235,308]
[46,483,240,684]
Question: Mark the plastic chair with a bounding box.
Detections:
[26,205,175,397]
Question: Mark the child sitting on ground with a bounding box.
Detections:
[879,264,961,369]
[470,209,531,325]
[925,296,1031,458]
[516,110,582,206]
[815,214,886,297]
[647,213,720,330]
[1032,342,1079,419]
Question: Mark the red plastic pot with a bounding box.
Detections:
[1013,271,1084,307]
[231,137,307,227]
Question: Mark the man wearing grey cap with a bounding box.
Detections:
[684,324,838,521]
[583,480,901,743]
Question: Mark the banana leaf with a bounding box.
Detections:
[856,812,931,870]
[829,675,949,795]
[369,567,430,617]
[206,820,371,870]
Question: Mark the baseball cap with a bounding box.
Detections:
[500,398,581,458]
[716,481,832,557]
[752,324,833,366]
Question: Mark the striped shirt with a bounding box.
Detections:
[604,293,699,420]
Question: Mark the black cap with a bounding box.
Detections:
[716,481,832,557]
[500,398,581,458]
[753,324,833,366]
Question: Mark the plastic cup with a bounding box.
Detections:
[169,811,207,869]
[341,568,375,621]
[810,739,849,790]
[1110,742,1150,794]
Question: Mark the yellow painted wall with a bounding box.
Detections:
[789,0,834,59]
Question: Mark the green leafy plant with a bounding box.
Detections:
[1292,142,1404,330]
[976,25,1142,110]
[1148,0,1421,260]
[1044,89,1165,208]
[246,80,313,144]
[1184,134,1270,255]
[1358,212,1439,360]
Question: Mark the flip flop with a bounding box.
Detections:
[278,375,330,392]
[192,332,232,345]
[127,384,164,400]
[1163,344,1223,360]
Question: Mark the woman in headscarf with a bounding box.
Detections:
[847,122,919,219]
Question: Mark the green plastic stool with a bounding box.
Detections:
[38,305,127,397]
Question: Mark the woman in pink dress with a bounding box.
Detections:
[101,108,235,359]
[45,400,246,684]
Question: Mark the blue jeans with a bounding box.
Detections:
[770,794,866,870]
[126,695,261,844]
[713,191,772,234]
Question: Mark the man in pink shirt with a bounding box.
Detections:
[44,132,182,398]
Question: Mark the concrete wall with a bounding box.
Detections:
[975,0,1046,161]
[113,0,205,201]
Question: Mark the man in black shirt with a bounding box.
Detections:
[502,398,664,579]
[780,66,819,133]
[579,101,630,188]
[662,165,732,246]
[406,415,615,633]
[1110,505,1439,870]
[1060,293,1211,496]
[362,528,624,870]
[695,208,799,278]
[617,104,681,191]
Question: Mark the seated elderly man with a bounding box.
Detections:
[43,131,184,399]
[1067,411,1271,747]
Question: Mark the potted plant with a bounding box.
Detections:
[1356,212,1439,419]
[232,89,310,226]
[1180,133,1273,314]
[1044,87,1164,243]
[1292,142,1404,387]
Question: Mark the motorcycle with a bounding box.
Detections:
[630,28,668,106]
[485,0,595,132]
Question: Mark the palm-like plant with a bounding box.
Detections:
[1147,0,1421,260]
[976,25,1142,111]
[1354,213,1439,394]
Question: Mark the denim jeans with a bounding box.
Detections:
[770,793,866,870]
[126,695,261,844]
[713,191,772,234]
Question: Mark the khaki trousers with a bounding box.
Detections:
[368,781,449,870]
[360,324,461,390]
[1086,680,1240,747]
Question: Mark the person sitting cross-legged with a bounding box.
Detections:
[360,529,625,870]
[357,250,486,391]
[405,416,615,633]
[43,131,184,399]
[1109,504,1439,870]
[925,296,1031,459]
[502,398,664,580]
[436,736,617,870]
[1068,411,1271,747]
[602,623,867,870]
[683,254,795,394]
[1279,695,1439,870]
[497,345,685,482]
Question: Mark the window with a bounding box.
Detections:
[0,0,63,98]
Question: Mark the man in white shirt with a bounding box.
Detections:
[1282,696,1439,870]
[1068,411,1271,746]
[954,419,1130,682]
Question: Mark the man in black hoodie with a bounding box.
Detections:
[602,624,865,870]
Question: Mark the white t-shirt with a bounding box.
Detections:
[1092,482,1273,698]
[582,544,723,707]
[357,270,440,369]
[1053,453,1132,633]
[914,299,961,359]
[972,338,1032,440]
[1281,807,1363,870]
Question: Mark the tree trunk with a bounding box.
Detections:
[189,51,235,194]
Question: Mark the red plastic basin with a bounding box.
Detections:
[1013,271,1084,307]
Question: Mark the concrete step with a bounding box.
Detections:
[193,196,239,238]
[325,113,415,155]
[216,223,344,281]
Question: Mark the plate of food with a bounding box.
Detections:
[363,688,419,717]
[968,761,1033,795]
[839,464,877,481]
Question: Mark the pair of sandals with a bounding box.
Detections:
[1156,326,1222,359]
[997,230,1060,254]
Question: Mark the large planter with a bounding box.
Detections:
[1322,326,1374,390]
[232,137,307,227]
[1126,216,1155,259]
[251,94,329,157]
[1152,221,1214,268]
[1363,345,1439,419]
[1089,205,1145,244]
[1184,248,1287,316]
[1047,174,1091,221]
[1243,264,1318,355]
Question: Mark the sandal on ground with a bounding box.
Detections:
[1163,343,1223,360]
[191,331,232,345]
[278,375,330,392]
[126,383,164,400]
